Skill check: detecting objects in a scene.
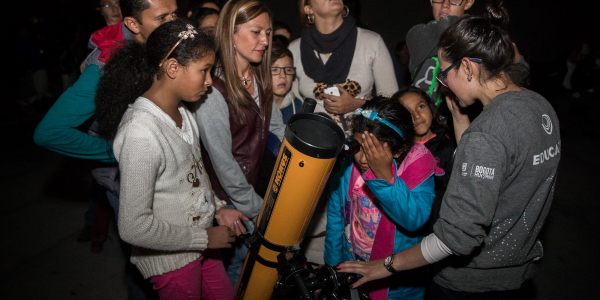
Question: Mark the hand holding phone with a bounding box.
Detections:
[323,86,340,101]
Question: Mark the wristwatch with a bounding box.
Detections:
[384,255,399,274]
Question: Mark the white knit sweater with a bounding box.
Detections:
[290,27,398,136]
[113,101,215,278]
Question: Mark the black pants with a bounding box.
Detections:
[428,281,516,300]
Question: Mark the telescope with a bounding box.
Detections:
[234,99,369,300]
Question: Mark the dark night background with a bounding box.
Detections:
[3,0,597,61]
[2,0,597,111]
[1,1,598,299]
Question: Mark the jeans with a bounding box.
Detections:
[221,205,255,289]
[106,190,119,219]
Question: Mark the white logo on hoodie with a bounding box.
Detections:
[542,114,553,135]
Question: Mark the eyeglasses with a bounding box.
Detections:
[431,0,465,6]
[271,67,296,76]
[100,2,120,9]
[436,57,482,87]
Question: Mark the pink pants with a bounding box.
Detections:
[149,250,233,300]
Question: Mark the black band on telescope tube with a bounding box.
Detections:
[285,113,345,159]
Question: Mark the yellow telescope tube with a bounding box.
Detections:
[234,113,345,300]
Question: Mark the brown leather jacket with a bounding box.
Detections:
[201,77,272,204]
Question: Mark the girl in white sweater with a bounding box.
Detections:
[95,20,248,300]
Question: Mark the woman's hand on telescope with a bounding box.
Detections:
[215,207,249,236]
[336,258,391,289]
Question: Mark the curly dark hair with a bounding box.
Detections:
[352,97,415,160]
[95,19,215,139]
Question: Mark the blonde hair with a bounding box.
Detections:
[215,0,273,121]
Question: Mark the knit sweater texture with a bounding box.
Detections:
[113,101,215,278]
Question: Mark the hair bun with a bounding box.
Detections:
[485,0,509,28]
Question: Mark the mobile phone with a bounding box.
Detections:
[323,86,340,100]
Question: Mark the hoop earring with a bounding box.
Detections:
[343,5,350,18]
[307,14,315,24]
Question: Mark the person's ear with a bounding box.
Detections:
[187,11,193,18]
[462,58,474,82]
[304,4,313,16]
[123,16,141,35]
[165,59,180,79]
[464,0,475,11]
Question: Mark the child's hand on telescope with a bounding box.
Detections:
[215,207,249,236]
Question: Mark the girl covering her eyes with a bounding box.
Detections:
[325,97,443,300]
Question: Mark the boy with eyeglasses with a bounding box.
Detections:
[270,42,302,123]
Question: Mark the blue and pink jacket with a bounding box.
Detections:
[325,143,443,300]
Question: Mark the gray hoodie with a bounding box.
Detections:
[433,89,561,293]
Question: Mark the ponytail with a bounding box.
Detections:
[484,0,509,28]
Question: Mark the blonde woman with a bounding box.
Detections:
[192,0,285,287]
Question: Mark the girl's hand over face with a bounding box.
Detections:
[215,207,249,236]
[322,84,365,115]
[206,226,235,249]
[362,132,394,182]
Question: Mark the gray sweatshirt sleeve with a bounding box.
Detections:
[371,34,399,97]
[434,131,507,255]
[193,89,263,218]
[269,100,285,141]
